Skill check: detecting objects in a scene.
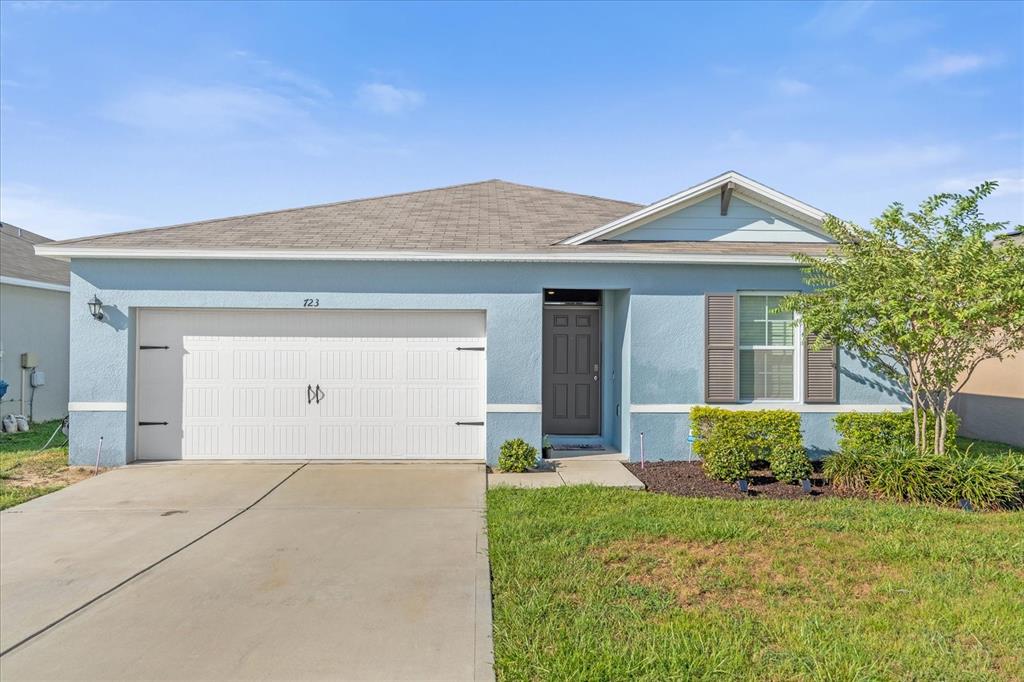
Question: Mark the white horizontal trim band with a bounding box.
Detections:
[34,245,802,266]
[0,275,70,293]
[69,401,127,412]
[631,403,909,414]
[486,404,543,413]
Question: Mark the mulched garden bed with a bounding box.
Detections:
[624,461,865,501]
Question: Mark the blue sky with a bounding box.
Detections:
[1,0,1022,240]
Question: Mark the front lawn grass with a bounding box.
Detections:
[958,436,1023,457]
[0,419,91,510]
[487,486,1024,681]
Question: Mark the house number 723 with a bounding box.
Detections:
[303,298,320,308]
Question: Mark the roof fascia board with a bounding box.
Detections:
[0,275,71,292]
[34,245,806,266]
[561,171,829,245]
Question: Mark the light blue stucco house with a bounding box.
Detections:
[37,172,905,467]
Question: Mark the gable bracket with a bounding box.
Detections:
[720,181,735,216]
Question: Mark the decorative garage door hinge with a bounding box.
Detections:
[138,421,168,426]
[456,346,485,351]
[139,345,170,350]
[455,421,485,426]
[307,384,325,405]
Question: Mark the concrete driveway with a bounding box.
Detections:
[0,462,492,681]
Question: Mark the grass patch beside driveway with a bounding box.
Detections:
[487,486,1024,681]
[0,419,94,510]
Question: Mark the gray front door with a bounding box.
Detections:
[543,307,601,435]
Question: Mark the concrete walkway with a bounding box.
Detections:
[0,462,492,681]
[488,456,645,489]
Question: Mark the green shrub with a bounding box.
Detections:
[834,410,959,456]
[866,446,946,503]
[822,450,872,491]
[692,407,803,482]
[769,444,813,483]
[824,445,1024,509]
[943,450,1024,509]
[498,438,537,473]
[700,441,752,483]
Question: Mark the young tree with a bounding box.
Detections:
[783,182,1024,454]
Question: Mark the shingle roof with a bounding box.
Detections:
[47,180,643,252]
[0,223,70,286]
[39,178,838,260]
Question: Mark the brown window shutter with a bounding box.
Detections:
[705,294,737,403]
[805,333,838,403]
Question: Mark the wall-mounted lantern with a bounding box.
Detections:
[87,295,105,321]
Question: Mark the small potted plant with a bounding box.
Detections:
[542,435,553,459]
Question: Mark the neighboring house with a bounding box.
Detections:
[950,230,1024,448]
[37,172,905,467]
[0,223,71,423]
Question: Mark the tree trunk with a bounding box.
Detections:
[937,413,946,455]
[910,384,923,454]
[936,391,954,456]
[920,406,929,456]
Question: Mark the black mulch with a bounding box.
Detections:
[624,461,866,501]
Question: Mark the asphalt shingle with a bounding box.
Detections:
[49,180,640,252]
[0,223,70,286]
[41,179,835,257]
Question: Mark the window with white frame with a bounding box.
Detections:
[739,294,797,400]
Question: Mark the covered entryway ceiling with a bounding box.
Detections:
[135,309,486,460]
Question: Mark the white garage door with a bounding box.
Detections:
[135,309,486,460]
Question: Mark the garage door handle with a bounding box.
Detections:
[315,384,325,404]
[138,421,168,426]
[307,385,315,405]
[455,421,484,426]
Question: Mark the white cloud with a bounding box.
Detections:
[101,70,416,156]
[906,52,997,79]
[0,183,142,240]
[229,50,332,101]
[990,131,1021,142]
[937,172,1024,196]
[103,84,310,135]
[802,1,874,36]
[776,78,813,95]
[833,144,962,172]
[355,83,424,115]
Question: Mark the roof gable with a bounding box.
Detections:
[560,171,831,245]
[607,194,829,244]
